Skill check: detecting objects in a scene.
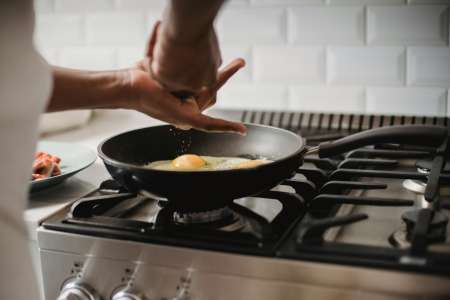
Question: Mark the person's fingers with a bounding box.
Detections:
[192,58,245,112]
[135,57,150,73]
[146,21,161,59]
[166,97,245,134]
[203,95,217,111]
[194,87,211,111]
[187,113,247,135]
[136,76,246,134]
[143,93,246,134]
[213,58,245,92]
[198,93,216,111]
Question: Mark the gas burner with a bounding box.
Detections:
[389,224,410,249]
[173,206,233,224]
[416,158,450,173]
[389,209,449,249]
[402,179,450,196]
[402,179,427,195]
[157,206,247,232]
[401,167,429,196]
[402,158,450,196]
[402,167,450,196]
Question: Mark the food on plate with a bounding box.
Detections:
[146,154,272,171]
[32,151,62,180]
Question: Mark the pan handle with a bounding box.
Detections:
[307,125,448,158]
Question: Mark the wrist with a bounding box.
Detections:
[106,70,139,110]
[161,19,213,45]
[162,0,223,44]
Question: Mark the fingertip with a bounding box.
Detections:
[223,121,247,136]
[234,123,247,136]
[190,114,247,136]
[225,58,245,70]
[237,58,246,67]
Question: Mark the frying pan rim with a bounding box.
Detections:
[97,123,306,174]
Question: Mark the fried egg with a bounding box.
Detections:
[146,154,272,171]
[172,154,206,170]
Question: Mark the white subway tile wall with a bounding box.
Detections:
[407,47,450,87]
[58,47,116,70]
[35,14,85,46]
[34,0,450,116]
[217,84,288,110]
[217,8,286,44]
[328,47,406,85]
[367,6,449,46]
[254,46,325,83]
[289,86,365,113]
[366,87,447,116]
[114,0,165,10]
[54,0,113,13]
[86,13,148,46]
[221,46,252,83]
[288,6,364,45]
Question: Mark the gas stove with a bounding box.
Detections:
[38,110,450,300]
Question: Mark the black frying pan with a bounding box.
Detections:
[98,124,447,211]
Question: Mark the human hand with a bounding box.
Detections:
[147,21,222,94]
[126,57,246,134]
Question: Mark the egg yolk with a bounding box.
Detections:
[236,159,270,169]
[171,154,206,170]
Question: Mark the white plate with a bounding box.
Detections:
[30,141,97,192]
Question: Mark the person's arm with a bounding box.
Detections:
[47,67,131,112]
[163,0,224,43]
[149,0,226,93]
[47,58,246,134]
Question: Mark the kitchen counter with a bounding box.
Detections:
[25,107,242,237]
[25,108,244,238]
[26,109,163,240]
[26,109,164,299]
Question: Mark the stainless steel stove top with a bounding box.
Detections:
[38,110,450,300]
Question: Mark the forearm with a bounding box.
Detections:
[163,0,225,42]
[47,67,133,112]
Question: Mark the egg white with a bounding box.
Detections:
[145,156,268,171]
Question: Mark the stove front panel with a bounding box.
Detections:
[38,229,450,300]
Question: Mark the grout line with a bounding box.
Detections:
[447,6,450,47]
[364,5,368,46]
[283,7,289,45]
[446,89,449,117]
[81,14,87,47]
[363,86,368,115]
[405,47,409,86]
[249,45,255,83]
[324,46,329,85]
[113,48,119,69]
[402,46,407,87]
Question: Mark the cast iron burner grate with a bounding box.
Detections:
[275,140,450,276]
[45,175,307,255]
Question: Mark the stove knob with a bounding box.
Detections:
[171,277,192,300]
[111,286,145,300]
[57,279,100,300]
